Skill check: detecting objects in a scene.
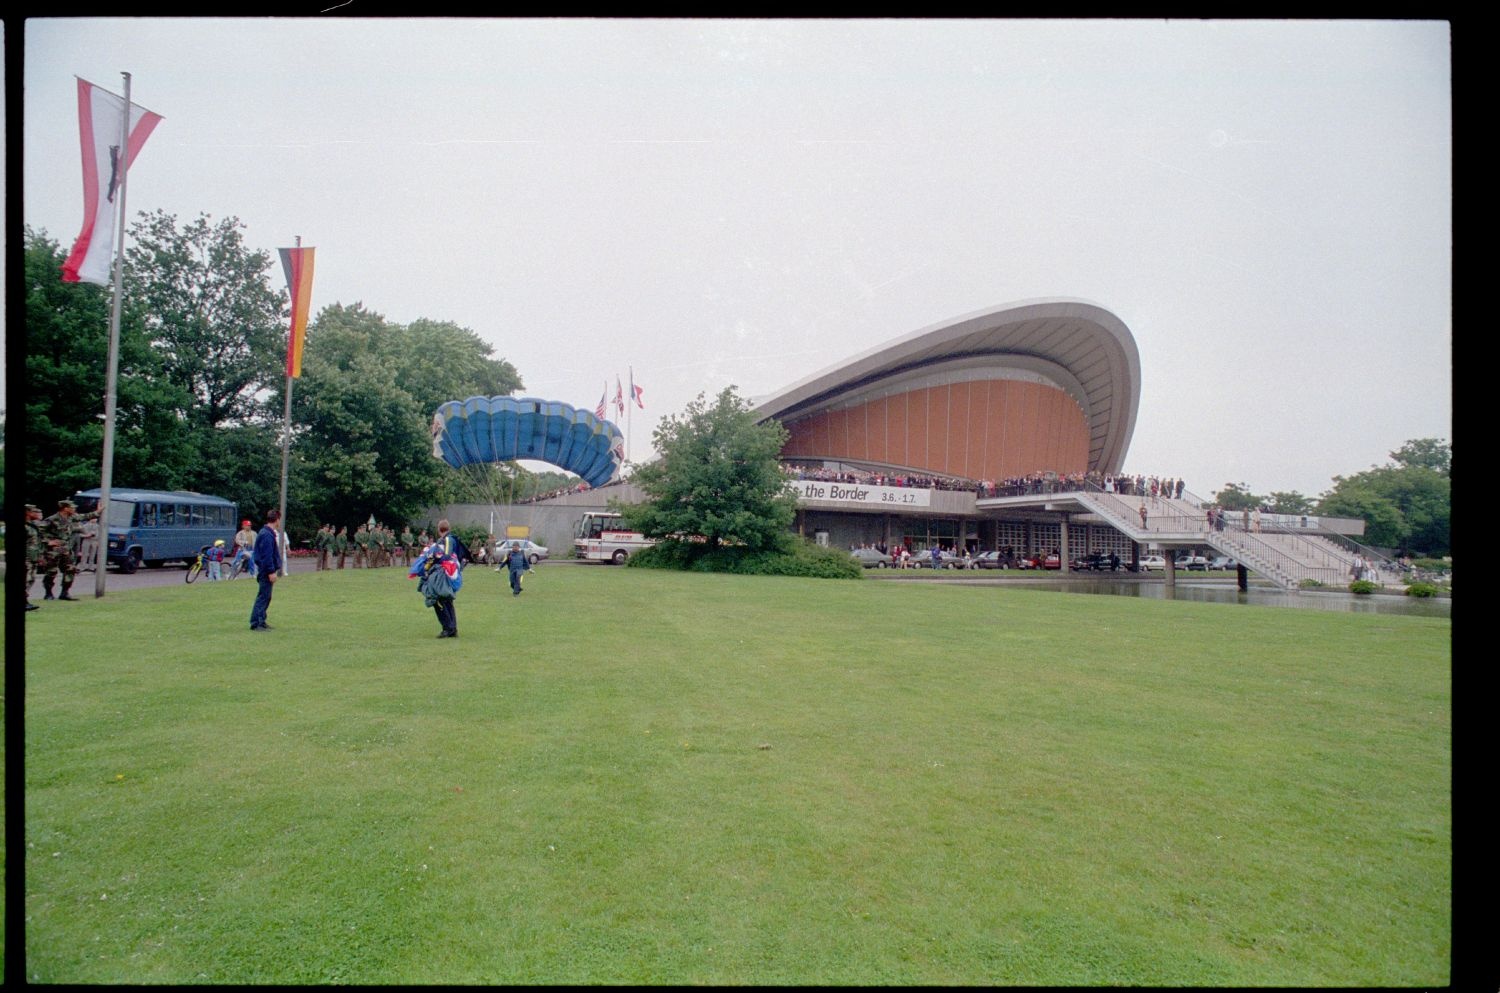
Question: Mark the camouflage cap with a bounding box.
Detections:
[58,499,77,510]
[26,503,41,513]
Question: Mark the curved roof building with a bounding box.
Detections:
[752,298,1140,481]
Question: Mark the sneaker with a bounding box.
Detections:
[26,602,40,611]
[44,592,55,600]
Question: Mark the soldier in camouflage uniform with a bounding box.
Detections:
[315,524,332,570]
[399,526,414,567]
[335,526,349,569]
[24,504,44,610]
[353,524,370,568]
[39,499,100,601]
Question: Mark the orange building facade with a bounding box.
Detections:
[777,378,1091,481]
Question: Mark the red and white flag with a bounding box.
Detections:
[62,77,164,286]
[595,383,608,420]
[614,376,625,417]
[630,368,645,408]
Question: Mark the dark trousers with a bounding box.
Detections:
[433,597,456,635]
[509,567,524,594]
[250,574,274,628]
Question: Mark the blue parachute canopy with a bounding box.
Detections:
[430,396,624,489]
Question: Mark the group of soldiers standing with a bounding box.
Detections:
[311,522,425,571]
[23,498,101,609]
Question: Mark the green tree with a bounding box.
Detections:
[124,210,288,428]
[1265,490,1314,515]
[1212,481,1262,511]
[286,302,524,538]
[23,226,199,507]
[1317,439,1450,556]
[619,386,796,552]
[1390,438,1451,477]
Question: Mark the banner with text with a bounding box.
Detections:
[788,479,932,508]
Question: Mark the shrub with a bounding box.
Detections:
[450,522,492,553]
[1298,578,1325,589]
[628,536,862,579]
[1349,579,1379,595]
[1404,581,1440,598]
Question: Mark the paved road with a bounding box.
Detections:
[18,553,339,597]
[15,553,582,597]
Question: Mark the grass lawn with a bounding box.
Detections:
[19,565,1450,984]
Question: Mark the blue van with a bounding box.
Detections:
[72,488,239,573]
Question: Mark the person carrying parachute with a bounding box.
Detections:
[407,519,469,638]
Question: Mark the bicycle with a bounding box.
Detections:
[227,548,253,580]
[186,545,227,583]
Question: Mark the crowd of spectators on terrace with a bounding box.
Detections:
[782,463,1191,502]
[782,464,980,493]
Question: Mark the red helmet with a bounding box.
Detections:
[242,520,251,527]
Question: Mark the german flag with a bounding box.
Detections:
[279,246,315,378]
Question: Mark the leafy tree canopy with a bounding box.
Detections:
[23,226,199,508]
[1265,490,1315,515]
[1212,481,1262,511]
[618,386,796,553]
[124,210,288,428]
[1390,438,1451,477]
[1317,438,1450,556]
[286,302,524,537]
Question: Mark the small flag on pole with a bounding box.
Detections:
[614,376,625,417]
[279,247,316,377]
[630,368,645,408]
[62,77,163,286]
[595,383,607,420]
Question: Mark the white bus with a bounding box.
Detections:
[573,511,655,564]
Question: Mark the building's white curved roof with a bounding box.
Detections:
[751,298,1140,474]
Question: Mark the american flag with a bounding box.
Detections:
[595,383,607,420]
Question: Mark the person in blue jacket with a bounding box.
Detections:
[504,540,530,596]
[408,519,469,638]
[249,510,282,631]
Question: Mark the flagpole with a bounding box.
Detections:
[277,235,299,577]
[94,71,133,599]
[626,366,633,465]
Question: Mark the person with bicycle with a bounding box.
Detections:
[234,519,257,578]
[206,539,226,581]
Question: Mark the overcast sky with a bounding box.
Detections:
[19,17,1451,498]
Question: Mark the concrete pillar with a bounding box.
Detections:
[1059,513,1070,574]
[1165,549,1176,591]
[1237,563,1249,592]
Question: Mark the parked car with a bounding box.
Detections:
[973,551,1006,569]
[504,538,549,565]
[1175,553,1210,571]
[1040,553,1062,570]
[1073,552,1122,571]
[1209,556,1239,571]
[850,547,893,568]
[1139,554,1167,571]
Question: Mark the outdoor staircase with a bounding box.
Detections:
[1069,488,1358,590]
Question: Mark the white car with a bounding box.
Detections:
[1139,554,1167,571]
[500,539,548,565]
